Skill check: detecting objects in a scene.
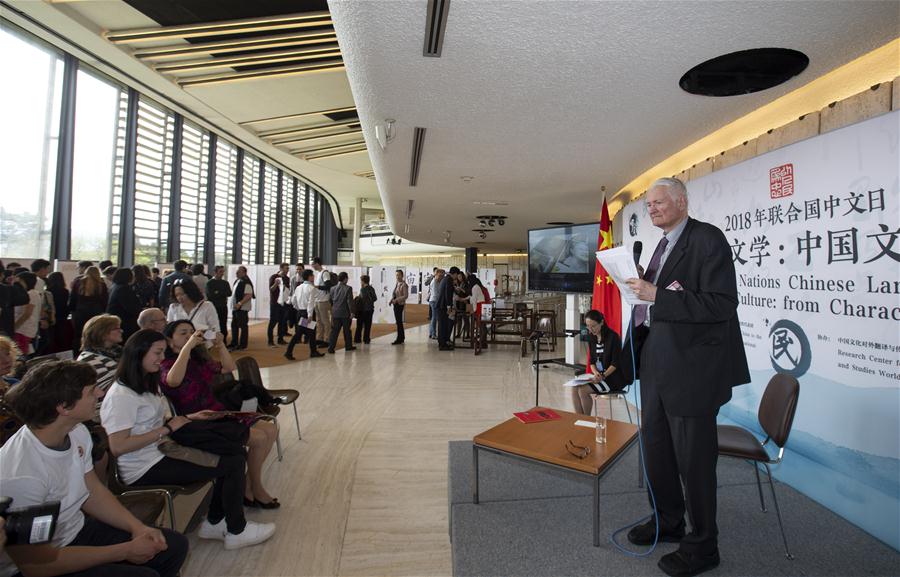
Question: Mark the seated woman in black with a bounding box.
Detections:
[571,309,626,415]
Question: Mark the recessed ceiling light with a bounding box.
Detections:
[460,176,475,182]
[680,48,809,97]
[473,201,509,206]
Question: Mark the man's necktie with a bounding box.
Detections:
[633,236,669,326]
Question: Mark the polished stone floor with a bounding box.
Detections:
[180,323,631,576]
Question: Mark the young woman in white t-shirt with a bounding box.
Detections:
[102,329,275,550]
[165,278,220,347]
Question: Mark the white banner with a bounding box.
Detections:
[331,266,364,296]
[405,267,422,304]
[621,110,899,547]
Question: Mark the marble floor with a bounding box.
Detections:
[181,323,634,577]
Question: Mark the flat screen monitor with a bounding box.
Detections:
[527,222,600,293]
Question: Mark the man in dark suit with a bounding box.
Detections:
[157,260,191,310]
[626,177,750,577]
[435,267,458,350]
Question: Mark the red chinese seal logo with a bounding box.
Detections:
[769,163,794,199]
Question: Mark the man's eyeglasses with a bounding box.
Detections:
[565,440,591,459]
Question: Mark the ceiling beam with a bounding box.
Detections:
[105,11,332,43]
[290,139,368,155]
[154,45,342,73]
[134,30,338,60]
[240,106,356,126]
[262,118,361,139]
[303,145,369,160]
[280,128,364,146]
[178,60,344,87]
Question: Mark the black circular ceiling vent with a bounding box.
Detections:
[680,48,809,97]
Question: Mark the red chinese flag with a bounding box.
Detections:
[591,197,622,339]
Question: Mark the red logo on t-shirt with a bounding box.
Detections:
[769,164,794,199]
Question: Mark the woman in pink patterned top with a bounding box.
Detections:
[160,320,280,508]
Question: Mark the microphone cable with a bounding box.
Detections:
[608,303,661,557]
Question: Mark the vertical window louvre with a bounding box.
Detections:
[214,139,237,266]
[294,180,305,263]
[262,164,278,263]
[179,121,209,263]
[241,153,260,264]
[108,89,128,260]
[284,178,296,263]
[130,97,174,264]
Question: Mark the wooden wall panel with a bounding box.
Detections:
[892,77,899,111]
[714,139,759,171]
[757,112,821,154]
[690,157,714,180]
[820,83,892,133]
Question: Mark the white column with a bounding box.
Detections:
[565,293,578,365]
[352,197,363,266]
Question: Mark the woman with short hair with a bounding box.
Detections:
[77,314,124,396]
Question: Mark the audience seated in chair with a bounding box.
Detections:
[159,320,280,509]
[76,314,124,402]
[102,329,276,550]
[571,310,626,416]
[0,360,188,577]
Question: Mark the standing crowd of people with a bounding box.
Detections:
[425,266,492,351]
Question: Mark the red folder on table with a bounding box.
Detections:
[514,409,561,424]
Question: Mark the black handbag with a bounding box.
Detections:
[215,379,278,411]
[169,419,250,456]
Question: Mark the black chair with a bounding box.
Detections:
[235,356,301,454]
[717,373,800,560]
[106,451,209,531]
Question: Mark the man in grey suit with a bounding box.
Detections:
[327,272,356,354]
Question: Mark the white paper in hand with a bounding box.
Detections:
[595,246,652,305]
[563,374,596,387]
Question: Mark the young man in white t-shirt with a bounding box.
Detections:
[0,361,187,577]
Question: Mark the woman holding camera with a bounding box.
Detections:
[160,320,280,509]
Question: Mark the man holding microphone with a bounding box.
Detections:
[625,178,749,577]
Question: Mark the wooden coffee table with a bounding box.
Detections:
[473,407,639,546]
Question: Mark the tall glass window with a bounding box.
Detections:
[262,164,279,264]
[128,97,175,264]
[0,27,63,258]
[178,121,210,263]
[240,154,260,264]
[71,69,124,261]
[213,139,238,266]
